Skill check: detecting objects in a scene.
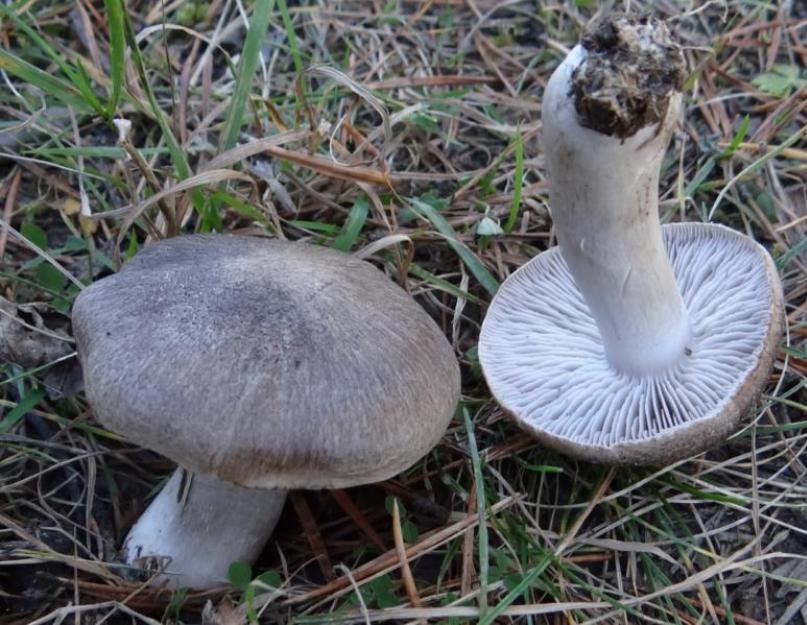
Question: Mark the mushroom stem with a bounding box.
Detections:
[542,18,691,374]
[123,469,286,589]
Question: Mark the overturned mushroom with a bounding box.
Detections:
[479,16,783,465]
[72,234,460,588]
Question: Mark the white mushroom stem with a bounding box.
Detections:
[543,40,690,374]
[123,469,286,589]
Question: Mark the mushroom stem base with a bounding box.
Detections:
[122,469,286,589]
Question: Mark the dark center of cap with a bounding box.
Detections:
[571,15,686,139]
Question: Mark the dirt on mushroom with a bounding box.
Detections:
[572,15,687,138]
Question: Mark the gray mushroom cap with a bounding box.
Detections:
[479,223,783,465]
[73,235,460,488]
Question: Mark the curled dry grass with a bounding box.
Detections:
[0,1,806,624]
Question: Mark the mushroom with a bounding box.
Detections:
[72,234,460,588]
[479,16,783,465]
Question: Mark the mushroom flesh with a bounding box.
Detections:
[479,16,783,465]
[73,234,461,588]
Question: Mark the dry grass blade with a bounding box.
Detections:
[1,2,805,624]
[26,601,163,625]
[307,65,392,153]
[366,75,498,89]
[283,497,517,606]
[391,498,422,608]
[112,169,255,248]
[203,130,310,170]
[0,511,114,580]
[352,234,412,260]
[0,168,22,259]
[258,145,393,186]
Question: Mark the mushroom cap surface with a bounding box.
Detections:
[73,235,460,488]
[479,223,783,465]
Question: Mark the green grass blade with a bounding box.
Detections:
[0,354,77,389]
[480,553,553,625]
[0,48,93,112]
[407,197,499,297]
[0,4,69,71]
[288,220,340,234]
[221,0,276,150]
[684,156,716,199]
[719,115,750,159]
[708,123,807,220]
[0,387,45,434]
[277,0,304,76]
[0,4,104,113]
[208,190,270,227]
[407,263,482,304]
[104,0,126,117]
[714,579,737,625]
[332,197,369,252]
[777,235,807,270]
[122,12,190,179]
[659,476,746,506]
[463,407,489,617]
[504,129,524,233]
[71,58,106,114]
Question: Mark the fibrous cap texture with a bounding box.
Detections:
[73,235,461,488]
[479,223,783,465]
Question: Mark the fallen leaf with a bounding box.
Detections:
[61,197,82,216]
